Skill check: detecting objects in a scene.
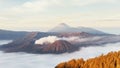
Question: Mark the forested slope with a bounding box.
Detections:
[56,51,120,68]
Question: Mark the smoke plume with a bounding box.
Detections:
[35,36,102,45]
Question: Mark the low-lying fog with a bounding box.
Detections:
[0,40,12,46]
[0,40,120,68]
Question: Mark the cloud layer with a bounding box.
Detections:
[0,41,120,68]
[8,0,118,13]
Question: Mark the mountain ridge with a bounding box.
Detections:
[48,23,107,35]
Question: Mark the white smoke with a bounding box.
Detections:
[35,36,60,44]
[35,36,103,45]
[35,36,81,45]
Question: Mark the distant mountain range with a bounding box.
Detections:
[0,29,27,40]
[0,23,120,54]
[0,23,108,40]
[49,23,106,35]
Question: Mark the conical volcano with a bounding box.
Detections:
[42,40,78,54]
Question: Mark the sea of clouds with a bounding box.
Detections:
[0,40,120,68]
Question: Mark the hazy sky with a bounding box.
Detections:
[0,0,120,33]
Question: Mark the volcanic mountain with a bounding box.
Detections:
[0,32,78,54]
[41,40,78,54]
[49,23,106,35]
[0,31,119,54]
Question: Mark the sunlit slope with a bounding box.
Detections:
[56,51,120,68]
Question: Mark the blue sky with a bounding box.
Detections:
[0,0,120,34]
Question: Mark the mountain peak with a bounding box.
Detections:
[48,23,106,35]
[48,23,70,32]
[57,23,69,28]
[59,23,67,26]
